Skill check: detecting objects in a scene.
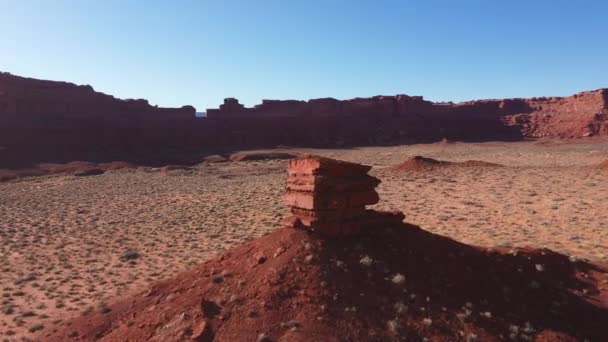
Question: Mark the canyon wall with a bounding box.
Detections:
[0,72,198,167]
[1,72,607,168]
[204,89,608,146]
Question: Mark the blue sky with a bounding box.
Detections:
[1,0,607,111]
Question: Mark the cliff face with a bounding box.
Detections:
[0,73,196,125]
[0,72,197,167]
[502,89,608,138]
[204,89,608,146]
[1,71,607,168]
[204,95,523,147]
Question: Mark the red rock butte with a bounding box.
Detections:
[284,156,404,237]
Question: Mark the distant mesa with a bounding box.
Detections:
[1,71,607,174]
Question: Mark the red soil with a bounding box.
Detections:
[43,223,608,341]
[599,160,608,170]
[0,161,137,182]
[393,156,503,171]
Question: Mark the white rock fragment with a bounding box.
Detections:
[394,301,407,314]
[387,319,400,333]
[359,255,373,267]
[466,333,478,342]
[522,322,535,334]
[391,273,406,285]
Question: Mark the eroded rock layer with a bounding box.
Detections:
[284,156,404,237]
[1,71,607,170]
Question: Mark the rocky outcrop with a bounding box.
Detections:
[502,89,608,138]
[284,156,404,237]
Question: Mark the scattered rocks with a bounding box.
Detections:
[201,299,221,319]
[191,320,213,341]
[359,255,373,267]
[391,274,406,285]
[40,156,608,342]
[254,254,267,264]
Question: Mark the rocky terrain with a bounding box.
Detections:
[1,139,607,340]
[40,155,608,341]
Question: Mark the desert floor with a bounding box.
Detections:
[1,138,608,339]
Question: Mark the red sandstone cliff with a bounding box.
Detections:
[1,71,607,169]
[502,90,608,138]
[206,89,608,142]
[0,72,197,167]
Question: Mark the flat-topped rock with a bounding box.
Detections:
[284,155,404,237]
[287,155,371,176]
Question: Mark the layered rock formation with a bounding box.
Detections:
[2,71,607,170]
[0,72,198,168]
[284,156,404,237]
[503,89,608,137]
[206,90,608,144]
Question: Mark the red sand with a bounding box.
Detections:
[0,161,137,182]
[43,223,608,341]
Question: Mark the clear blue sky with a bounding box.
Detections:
[1,0,607,111]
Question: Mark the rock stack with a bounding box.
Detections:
[284,155,404,237]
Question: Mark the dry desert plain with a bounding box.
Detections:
[1,138,608,339]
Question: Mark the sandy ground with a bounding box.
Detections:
[1,139,608,339]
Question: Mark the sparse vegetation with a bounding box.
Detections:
[121,249,140,261]
[29,323,44,332]
[1,141,608,337]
